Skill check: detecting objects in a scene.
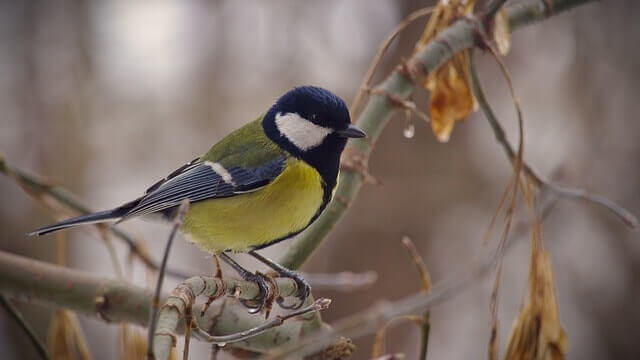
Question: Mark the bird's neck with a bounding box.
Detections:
[262,115,343,189]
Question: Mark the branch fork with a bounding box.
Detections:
[340,147,378,186]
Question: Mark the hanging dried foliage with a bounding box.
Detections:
[504,221,568,360]
[413,0,477,142]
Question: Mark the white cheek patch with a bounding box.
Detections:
[275,112,333,151]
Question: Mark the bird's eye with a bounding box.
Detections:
[311,114,318,121]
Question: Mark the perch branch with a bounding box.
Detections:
[0,250,310,355]
[191,298,331,344]
[151,273,298,360]
[277,0,599,272]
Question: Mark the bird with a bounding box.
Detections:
[30,85,366,312]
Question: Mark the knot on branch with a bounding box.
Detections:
[94,294,111,322]
[368,88,430,124]
[167,281,198,313]
[204,276,226,299]
[396,59,420,84]
[340,147,378,186]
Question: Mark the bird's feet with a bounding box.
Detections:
[274,267,311,310]
[248,250,312,310]
[237,270,273,314]
[219,253,274,315]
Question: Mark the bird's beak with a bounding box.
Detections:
[337,124,366,138]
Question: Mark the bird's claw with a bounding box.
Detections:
[239,271,271,314]
[276,270,311,310]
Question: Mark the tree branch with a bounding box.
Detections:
[277,0,599,271]
[0,250,310,354]
[151,272,303,360]
[191,298,331,344]
[264,194,559,359]
[0,155,193,279]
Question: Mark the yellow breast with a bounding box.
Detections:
[181,158,325,253]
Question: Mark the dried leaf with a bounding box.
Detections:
[493,9,511,56]
[48,310,92,360]
[504,228,568,360]
[120,325,146,360]
[413,0,477,142]
[426,51,476,142]
[119,324,177,360]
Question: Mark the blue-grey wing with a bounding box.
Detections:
[121,157,286,219]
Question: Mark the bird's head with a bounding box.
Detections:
[263,86,366,185]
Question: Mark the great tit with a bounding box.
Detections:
[30,86,366,311]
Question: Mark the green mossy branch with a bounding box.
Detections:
[0,250,303,354]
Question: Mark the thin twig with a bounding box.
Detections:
[152,274,299,360]
[0,294,49,360]
[401,237,432,292]
[400,237,432,360]
[474,34,527,359]
[0,157,193,278]
[192,298,331,344]
[543,183,638,228]
[368,88,430,123]
[350,6,434,118]
[371,237,432,358]
[400,237,433,359]
[98,226,124,280]
[301,271,377,292]
[469,49,638,228]
[419,311,431,360]
[147,200,190,360]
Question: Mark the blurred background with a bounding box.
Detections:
[1,0,639,359]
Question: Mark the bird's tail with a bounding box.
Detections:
[28,202,137,236]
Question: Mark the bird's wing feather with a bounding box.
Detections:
[122,156,286,219]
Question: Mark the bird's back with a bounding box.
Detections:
[201,117,283,168]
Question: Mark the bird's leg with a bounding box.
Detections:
[201,255,224,317]
[249,250,311,310]
[213,254,223,279]
[219,253,270,314]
